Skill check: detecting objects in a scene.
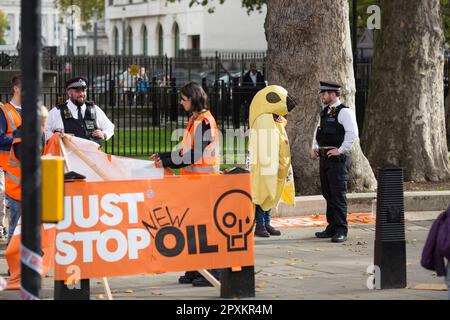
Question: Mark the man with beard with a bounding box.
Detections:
[46,76,115,145]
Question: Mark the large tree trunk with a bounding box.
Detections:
[362,0,450,182]
[446,93,450,149]
[265,0,377,195]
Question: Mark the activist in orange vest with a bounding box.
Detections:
[151,81,220,175]
[0,76,22,169]
[4,106,48,244]
[0,75,22,241]
[150,81,221,287]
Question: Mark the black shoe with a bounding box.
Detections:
[192,276,214,287]
[315,230,335,238]
[265,225,281,236]
[178,271,200,284]
[255,225,270,238]
[331,234,347,243]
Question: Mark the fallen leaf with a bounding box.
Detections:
[148,286,160,289]
[286,262,297,266]
[125,289,133,293]
[412,283,447,291]
[270,261,278,264]
[257,283,266,289]
[254,269,263,275]
[97,294,105,300]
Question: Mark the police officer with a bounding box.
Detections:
[46,76,115,144]
[309,81,359,243]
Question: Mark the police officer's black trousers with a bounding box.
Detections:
[319,154,350,235]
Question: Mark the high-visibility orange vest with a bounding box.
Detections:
[0,103,22,168]
[180,111,220,175]
[4,134,21,201]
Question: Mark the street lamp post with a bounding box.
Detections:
[20,0,42,300]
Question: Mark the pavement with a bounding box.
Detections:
[0,210,448,300]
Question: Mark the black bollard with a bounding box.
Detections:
[220,266,255,299]
[374,165,407,289]
[54,279,90,300]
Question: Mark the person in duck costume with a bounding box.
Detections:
[248,85,297,237]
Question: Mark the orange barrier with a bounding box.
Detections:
[55,174,254,281]
[5,223,56,290]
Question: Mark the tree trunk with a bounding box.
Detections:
[265,0,377,195]
[446,93,450,149]
[362,0,450,182]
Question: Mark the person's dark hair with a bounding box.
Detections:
[11,75,21,94]
[179,81,209,112]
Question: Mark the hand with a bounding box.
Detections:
[91,130,105,140]
[154,160,163,168]
[327,148,340,158]
[149,153,160,161]
[310,148,318,159]
[53,128,65,137]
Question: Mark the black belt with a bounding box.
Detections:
[318,147,347,162]
[318,147,335,157]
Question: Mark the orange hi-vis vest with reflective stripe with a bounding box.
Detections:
[4,134,21,201]
[0,103,22,168]
[180,111,220,175]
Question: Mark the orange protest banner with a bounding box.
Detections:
[55,173,254,281]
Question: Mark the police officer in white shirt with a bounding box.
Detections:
[309,81,359,243]
[46,76,115,145]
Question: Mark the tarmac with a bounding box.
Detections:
[0,208,448,300]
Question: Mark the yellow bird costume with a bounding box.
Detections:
[249,85,296,211]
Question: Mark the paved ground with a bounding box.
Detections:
[0,211,448,300]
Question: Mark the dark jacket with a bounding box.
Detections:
[242,71,265,88]
[421,206,450,276]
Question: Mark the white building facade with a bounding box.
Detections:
[105,0,267,57]
[0,0,108,55]
[0,0,63,54]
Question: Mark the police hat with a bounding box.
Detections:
[319,81,341,94]
[66,76,88,90]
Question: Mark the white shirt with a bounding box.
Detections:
[9,101,21,111]
[311,99,359,154]
[45,99,115,141]
[250,72,257,86]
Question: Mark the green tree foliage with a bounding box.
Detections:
[441,0,450,44]
[349,0,376,38]
[167,0,265,14]
[0,9,9,45]
[54,0,104,31]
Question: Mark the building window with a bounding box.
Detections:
[113,27,119,55]
[127,26,133,55]
[173,23,180,57]
[158,25,164,56]
[109,0,114,5]
[142,25,148,55]
[77,46,86,55]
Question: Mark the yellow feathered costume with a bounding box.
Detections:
[249,85,296,211]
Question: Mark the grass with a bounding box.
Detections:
[102,127,249,167]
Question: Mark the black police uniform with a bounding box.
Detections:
[55,101,103,145]
[316,104,351,237]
